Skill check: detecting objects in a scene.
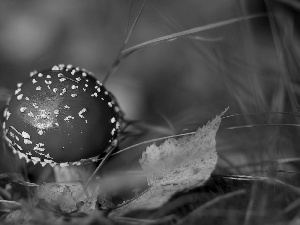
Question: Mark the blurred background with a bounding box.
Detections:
[0,0,299,180]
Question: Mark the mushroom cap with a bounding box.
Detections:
[2,65,123,167]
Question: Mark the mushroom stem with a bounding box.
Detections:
[54,164,96,183]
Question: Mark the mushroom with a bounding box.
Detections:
[2,64,124,168]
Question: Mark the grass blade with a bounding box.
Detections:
[122,13,266,57]
[179,189,246,225]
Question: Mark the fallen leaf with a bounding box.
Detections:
[0,199,22,212]
[77,186,99,214]
[4,209,32,225]
[35,182,96,214]
[111,109,227,216]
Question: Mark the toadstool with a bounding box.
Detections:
[2,64,124,168]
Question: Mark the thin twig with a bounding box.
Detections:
[83,145,117,192]
[102,0,148,84]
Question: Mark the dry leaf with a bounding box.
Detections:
[4,209,32,225]
[77,186,99,214]
[35,182,97,213]
[0,200,22,212]
[111,109,227,216]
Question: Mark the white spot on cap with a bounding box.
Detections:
[59,78,66,82]
[40,162,47,167]
[46,75,51,79]
[53,88,58,93]
[85,84,88,87]
[58,73,63,77]
[108,102,113,107]
[64,116,74,121]
[60,88,66,95]
[71,85,78,89]
[24,139,32,145]
[33,143,45,152]
[28,111,34,117]
[20,107,27,112]
[22,132,30,139]
[31,157,41,165]
[111,117,116,123]
[38,73,43,77]
[82,72,87,77]
[16,145,24,152]
[32,79,37,84]
[54,110,59,115]
[44,159,55,167]
[9,132,15,138]
[15,88,21,95]
[25,97,29,101]
[36,86,41,91]
[30,71,37,77]
[78,108,87,118]
[38,130,44,135]
[6,110,11,120]
[17,94,23,100]
[71,70,76,75]
[76,77,81,82]
[111,128,116,135]
[64,105,70,109]
[67,64,73,69]
[52,65,59,71]
[45,80,52,85]
[71,93,77,97]
[91,93,98,97]
[17,83,23,88]
[58,64,65,68]
[45,153,52,159]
